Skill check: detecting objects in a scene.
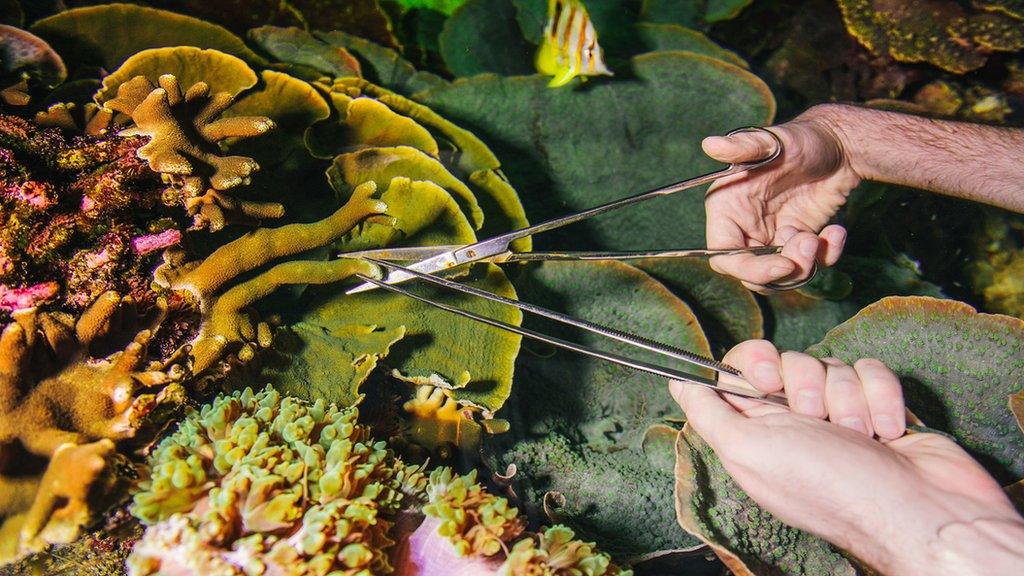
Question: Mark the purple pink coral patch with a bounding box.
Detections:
[0,281,58,310]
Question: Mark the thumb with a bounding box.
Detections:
[669,380,745,450]
[702,130,779,164]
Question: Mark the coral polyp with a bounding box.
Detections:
[0,292,184,562]
[128,386,629,576]
[128,385,428,575]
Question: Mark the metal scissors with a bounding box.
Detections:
[344,126,816,295]
[355,258,789,407]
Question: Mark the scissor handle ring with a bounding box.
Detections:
[763,261,818,291]
[724,126,783,169]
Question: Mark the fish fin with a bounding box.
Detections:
[547,67,578,88]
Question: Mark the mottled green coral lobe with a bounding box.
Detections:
[675,426,856,575]
[807,296,1024,483]
[509,260,708,447]
[301,263,521,411]
[417,51,774,252]
[503,433,701,558]
[499,261,708,558]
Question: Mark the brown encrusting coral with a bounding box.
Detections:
[105,74,282,231]
[0,292,184,563]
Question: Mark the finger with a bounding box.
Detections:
[722,339,783,393]
[709,252,796,287]
[853,358,906,439]
[819,225,847,267]
[669,381,745,448]
[780,351,827,418]
[779,230,820,281]
[774,224,801,245]
[702,130,778,164]
[822,358,874,436]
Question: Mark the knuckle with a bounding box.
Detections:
[853,357,887,371]
[819,356,847,368]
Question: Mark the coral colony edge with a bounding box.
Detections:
[0,2,1023,576]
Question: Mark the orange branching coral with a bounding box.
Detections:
[35,102,114,137]
[105,74,282,231]
[0,292,184,562]
[153,181,387,377]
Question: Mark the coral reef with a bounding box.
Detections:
[0,293,185,563]
[128,386,629,575]
[129,385,425,575]
[837,0,1024,74]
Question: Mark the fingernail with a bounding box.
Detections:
[839,417,868,435]
[753,361,780,386]
[873,414,900,438]
[795,389,823,414]
[769,265,792,277]
[799,237,818,257]
[668,380,685,402]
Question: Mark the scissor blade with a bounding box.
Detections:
[346,249,462,294]
[340,245,464,262]
[346,234,517,294]
[355,274,788,407]
[365,258,740,376]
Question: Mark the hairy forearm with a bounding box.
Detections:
[813,103,1024,213]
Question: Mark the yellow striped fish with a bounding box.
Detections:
[535,0,613,88]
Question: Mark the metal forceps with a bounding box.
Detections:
[345,126,815,295]
[355,258,789,407]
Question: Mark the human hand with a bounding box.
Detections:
[703,104,860,292]
[669,340,1024,576]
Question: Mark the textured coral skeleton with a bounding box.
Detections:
[105,74,282,231]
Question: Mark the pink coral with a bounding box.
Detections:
[0,281,57,310]
[131,229,182,256]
